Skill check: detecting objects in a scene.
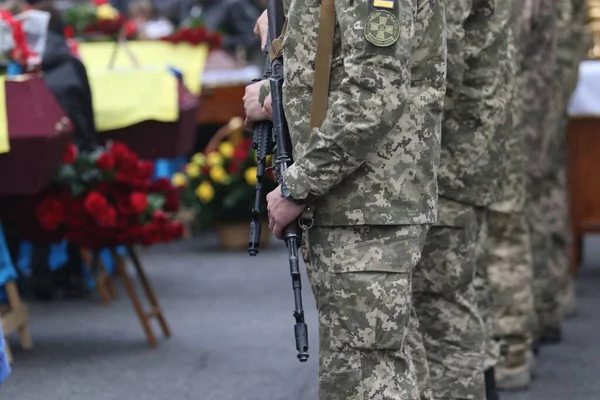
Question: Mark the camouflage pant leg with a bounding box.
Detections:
[473,209,501,369]
[542,166,572,315]
[526,174,563,330]
[304,224,429,400]
[413,202,486,400]
[483,209,536,357]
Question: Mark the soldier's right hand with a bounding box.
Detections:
[254,10,269,50]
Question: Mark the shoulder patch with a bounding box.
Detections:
[372,0,395,9]
[364,10,400,47]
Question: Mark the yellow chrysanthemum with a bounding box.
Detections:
[195,181,215,203]
[218,142,235,159]
[171,172,188,188]
[97,3,119,20]
[191,152,206,166]
[185,163,201,178]
[207,151,224,167]
[244,167,258,185]
[209,165,228,184]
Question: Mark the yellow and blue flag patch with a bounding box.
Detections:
[372,0,395,9]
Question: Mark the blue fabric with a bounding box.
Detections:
[153,157,186,179]
[6,61,22,77]
[0,323,10,384]
[48,240,69,271]
[83,246,125,289]
[0,224,18,305]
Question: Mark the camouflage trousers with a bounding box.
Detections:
[302,224,430,400]
[413,199,486,400]
[526,167,570,330]
[479,208,536,362]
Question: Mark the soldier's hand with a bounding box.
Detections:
[244,80,268,128]
[262,95,272,120]
[254,10,269,50]
[267,185,306,240]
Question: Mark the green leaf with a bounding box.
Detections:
[56,165,77,183]
[147,193,166,211]
[70,181,86,197]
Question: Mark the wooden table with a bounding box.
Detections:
[196,51,258,126]
[567,60,600,276]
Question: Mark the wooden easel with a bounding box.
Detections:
[0,281,32,363]
[84,246,170,347]
[80,249,118,304]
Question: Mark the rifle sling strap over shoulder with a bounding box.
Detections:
[268,1,336,131]
[310,0,336,131]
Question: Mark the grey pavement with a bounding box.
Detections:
[1,234,599,400]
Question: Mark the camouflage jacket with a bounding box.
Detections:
[279,0,447,226]
[437,0,516,208]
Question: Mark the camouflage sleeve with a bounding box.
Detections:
[283,0,413,200]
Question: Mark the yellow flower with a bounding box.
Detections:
[185,163,201,178]
[207,151,224,166]
[97,3,119,20]
[195,181,215,203]
[244,167,258,185]
[218,142,235,159]
[171,172,188,188]
[191,153,206,166]
[209,165,228,184]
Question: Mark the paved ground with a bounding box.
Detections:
[1,234,599,399]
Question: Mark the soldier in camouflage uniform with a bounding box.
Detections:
[517,0,565,346]
[246,0,447,398]
[483,0,538,390]
[411,0,515,398]
[548,0,589,322]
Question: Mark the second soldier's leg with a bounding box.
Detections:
[413,202,486,400]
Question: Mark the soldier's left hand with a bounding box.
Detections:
[266,185,306,240]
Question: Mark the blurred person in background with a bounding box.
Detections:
[2,0,97,300]
[128,0,173,39]
[162,0,261,65]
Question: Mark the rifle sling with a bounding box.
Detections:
[310,0,336,131]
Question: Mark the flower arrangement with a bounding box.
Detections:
[174,138,276,230]
[0,9,40,67]
[64,0,136,40]
[160,18,222,49]
[21,142,184,249]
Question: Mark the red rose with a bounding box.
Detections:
[84,192,108,216]
[138,161,155,180]
[96,152,116,171]
[36,197,65,231]
[62,143,78,164]
[119,152,139,174]
[93,0,108,5]
[152,210,168,224]
[130,192,148,214]
[109,142,131,161]
[141,223,161,245]
[96,205,117,227]
[64,26,75,39]
[169,221,184,239]
[227,162,241,174]
[124,20,137,37]
[232,146,248,161]
[164,191,179,212]
[149,178,171,194]
[180,28,193,42]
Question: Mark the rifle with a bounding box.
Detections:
[248,0,309,363]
